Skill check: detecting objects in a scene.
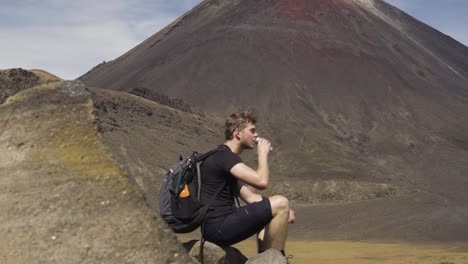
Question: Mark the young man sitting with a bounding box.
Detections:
[200,111,295,256]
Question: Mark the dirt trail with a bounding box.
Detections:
[235,239,468,264]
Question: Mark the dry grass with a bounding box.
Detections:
[234,239,468,264]
[0,82,192,263]
[30,69,63,84]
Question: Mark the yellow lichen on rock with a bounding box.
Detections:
[0,81,193,264]
[4,81,121,179]
[30,69,63,84]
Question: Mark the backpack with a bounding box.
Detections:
[159,147,225,233]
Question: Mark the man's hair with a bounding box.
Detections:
[225,111,257,140]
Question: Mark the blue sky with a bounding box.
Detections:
[0,0,466,80]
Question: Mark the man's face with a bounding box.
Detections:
[237,122,258,149]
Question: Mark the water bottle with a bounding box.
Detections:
[255,137,273,151]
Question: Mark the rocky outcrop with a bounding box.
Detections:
[127,87,199,114]
[0,81,193,263]
[0,68,61,104]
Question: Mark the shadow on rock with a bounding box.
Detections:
[182,240,287,264]
[183,240,248,264]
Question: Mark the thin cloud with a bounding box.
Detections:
[0,0,202,79]
[0,23,137,78]
[0,0,466,79]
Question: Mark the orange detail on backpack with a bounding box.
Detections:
[179,184,190,198]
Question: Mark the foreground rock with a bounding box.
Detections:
[0,81,193,263]
[245,249,287,264]
[183,240,247,264]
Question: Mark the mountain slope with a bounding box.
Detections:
[80,0,468,241]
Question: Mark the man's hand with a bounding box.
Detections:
[288,209,295,224]
[256,137,271,157]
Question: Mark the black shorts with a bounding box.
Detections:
[203,198,273,246]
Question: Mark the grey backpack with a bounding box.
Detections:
[159,147,225,233]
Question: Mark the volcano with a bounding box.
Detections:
[80,0,468,241]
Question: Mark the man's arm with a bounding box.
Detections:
[239,180,296,224]
[229,138,270,190]
[238,180,263,204]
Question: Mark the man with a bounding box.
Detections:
[201,111,295,256]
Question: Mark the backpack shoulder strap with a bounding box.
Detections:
[196,145,226,162]
[195,145,226,200]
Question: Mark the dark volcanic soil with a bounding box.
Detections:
[88,87,224,212]
[88,84,468,242]
[1,68,468,264]
[80,0,468,242]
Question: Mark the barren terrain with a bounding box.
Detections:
[81,0,468,242]
[2,0,468,262]
[0,81,192,263]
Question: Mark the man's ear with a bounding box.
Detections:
[233,128,241,140]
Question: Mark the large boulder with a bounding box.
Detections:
[0,81,193,263]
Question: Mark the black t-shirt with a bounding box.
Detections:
[200,144,242,218]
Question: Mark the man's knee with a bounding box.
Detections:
[269,195,290,215]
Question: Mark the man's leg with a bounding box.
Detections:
[257,195,290,252]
